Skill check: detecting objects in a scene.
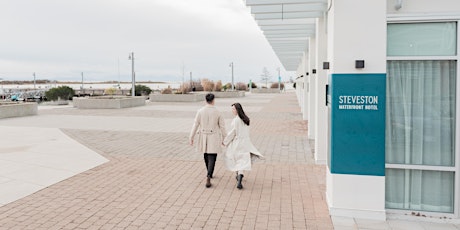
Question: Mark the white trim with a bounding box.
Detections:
[386,164,456,172]
[387,209,457,221]
[387,56,457,61]
[455,20,460,217]
[315,159,326,165]
[329,207,386,221]
[387,12,460,22]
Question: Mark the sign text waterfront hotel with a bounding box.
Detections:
[338,95,379,110]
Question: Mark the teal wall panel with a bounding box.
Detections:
[329,73,386,176]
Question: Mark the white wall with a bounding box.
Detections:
[326,170,386,220]
[387,0,460,14]
[329,0,387,73]
[326,0,387,220]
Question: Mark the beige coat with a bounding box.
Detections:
[223,116,264,171]
[190,104,226,154]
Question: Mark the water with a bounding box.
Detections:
[0,82,181,91]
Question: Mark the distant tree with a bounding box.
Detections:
[132,84,152,96]
[270,82,285,90]
[248,82,257,89]
[178,83,191,94]
[261,67,272,88]
[201,78,215,92]
[161,87,173,94]
[214,80,223,92]
[45,86,74,101]
[235,82,247,91]
[104,87,117,96]
[191,80,203,91]
[224,83,233,91]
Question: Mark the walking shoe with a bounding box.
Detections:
[237,174,244,189]
[206,176,212,188]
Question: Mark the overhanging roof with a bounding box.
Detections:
[244,0,327,71]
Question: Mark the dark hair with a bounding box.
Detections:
[232,103,250,126]
[205,93,215,103]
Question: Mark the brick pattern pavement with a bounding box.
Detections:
[0,92,333,229]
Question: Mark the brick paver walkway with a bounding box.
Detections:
[0,92,333,229]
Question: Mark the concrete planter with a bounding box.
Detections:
[149,91,245,102]
[212,91,245,98]
[251,88,281,93]
[0,102,38,119]
[73,96,146,109]
[41,100,70,106]
[149,93,205,102]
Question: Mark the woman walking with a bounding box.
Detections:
[224,103,264,189]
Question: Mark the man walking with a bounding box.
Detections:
[190,93,226,188]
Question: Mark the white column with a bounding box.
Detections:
[308,36,317,139]
[302,53,309,120]
[326,0,387,220]
[314,16,328,165]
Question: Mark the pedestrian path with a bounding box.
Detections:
[0,92,458,229]
[0,126,108,207]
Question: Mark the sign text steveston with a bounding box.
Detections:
[338,95,378,110]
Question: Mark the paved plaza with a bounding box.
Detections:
[0,92,459,229]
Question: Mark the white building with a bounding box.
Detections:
[244,0,460,221]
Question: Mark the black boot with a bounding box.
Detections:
[206,176,212,188]
[237,174,244,189]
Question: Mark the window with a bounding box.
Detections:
[386,21,458,213]
[388,22,457,56]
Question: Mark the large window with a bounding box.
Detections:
[388,22,457,56]
[386,22,458,213]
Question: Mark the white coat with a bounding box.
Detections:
[223,116,264,171]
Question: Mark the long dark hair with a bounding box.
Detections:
[232,103,250,126]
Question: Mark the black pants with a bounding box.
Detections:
[204,153,217,178]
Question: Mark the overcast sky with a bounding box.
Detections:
[0,0,291,83]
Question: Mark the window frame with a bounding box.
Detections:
[386,16,460,218]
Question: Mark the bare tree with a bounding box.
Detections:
[260,67,271,88]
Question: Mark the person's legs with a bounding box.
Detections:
[237,171,244,189]
[204,153,217,188]
[207,154,217,178]
[204,153,209,172]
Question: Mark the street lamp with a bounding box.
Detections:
[0,78,3,100]
[128,52,135,97]
[33,72,36,89]
[277,67,281,92]
[229,62,234,91]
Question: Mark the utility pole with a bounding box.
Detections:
[190,71,193,91]
[81,72,84,90]
[249,79,252,93]
[230,62,234,91]
[182,61,185,85]
[118,58,121,88]
[128,52,135,97]
[33,72,36,89]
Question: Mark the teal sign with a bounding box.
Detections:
[329,73,386,176]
